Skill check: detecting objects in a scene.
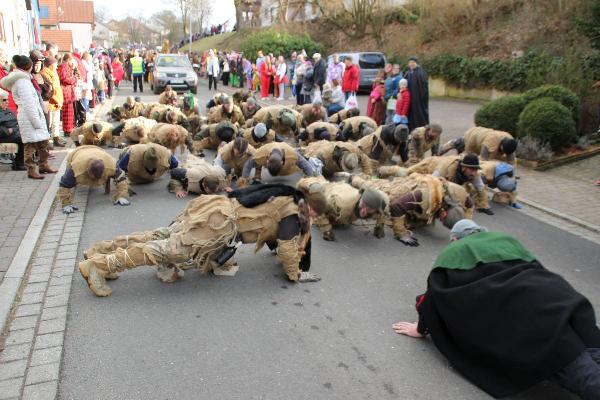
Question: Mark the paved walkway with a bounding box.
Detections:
[0,153,66,284]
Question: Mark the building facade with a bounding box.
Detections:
[0,0,43,56]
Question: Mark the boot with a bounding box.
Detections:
[53,137,66,147]
[27,166,45,180]
[39,163,58,174]
[79,260,113,297]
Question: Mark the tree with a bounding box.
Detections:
[152,10,183,45]
[94,5,111,24]
[189,0,213,34]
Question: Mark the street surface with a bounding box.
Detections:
[56,81,598,399]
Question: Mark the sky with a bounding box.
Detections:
[96,0,236,27]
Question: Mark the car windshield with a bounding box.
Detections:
[359,54,385,69]
[156,56,191,68]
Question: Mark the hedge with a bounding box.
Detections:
[517,98,576,150]
[522,84,582,125]
[474,95,527,136]
[239,29,325,59]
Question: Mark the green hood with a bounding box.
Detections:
[433,231,536,271]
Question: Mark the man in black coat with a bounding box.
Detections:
[394,219,600,399]
[404,56,429,132]
[0,91,25,170]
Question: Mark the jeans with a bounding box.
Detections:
[554,348,600,400]
[82,98,89,112]
[133,75,143,92]
[327,104,344,116]
[278,83,285,99]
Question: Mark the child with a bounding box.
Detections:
[367,72,386,125]
[393,78,411,125]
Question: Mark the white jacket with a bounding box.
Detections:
[0,70,50,143]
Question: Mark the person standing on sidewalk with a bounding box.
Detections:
[0,55,56,179]
[326,54,345,86]
[207,50,220,91]
[58,54,77,139]
[275,55,287,101]
[312,53,327,94]
[384,64,402,124]
[129,50,145,93]
[341,56,359,100]
[41,55,66,148]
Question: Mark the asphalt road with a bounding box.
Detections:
[58,81,597,400]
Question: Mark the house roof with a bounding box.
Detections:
[41,29,73,52]
[57,0,95,24]
[39,0,59,26]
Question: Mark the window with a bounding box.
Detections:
[0,13,5,42]
[39,6,49,19]
[359,53,386,69]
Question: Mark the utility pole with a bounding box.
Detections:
[189,5,193,54]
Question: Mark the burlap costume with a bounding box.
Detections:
[407,127,441,166]
[464,127,516,165]
[301,140,372,177]
[70,121,117,147]
[121,143,173,184]
[328,108,359,124]
[169,156,227,194]
[251,142,300,179]
[192,122,236,154]
[80,194,311,296]
[480,160,518,205]
[217,140,256,177]
[299,122,340,146]
[339,116,378,141]
[207,104,245,125]
[241,126,277,148]
[407,155,490,209]
[245,105,303,137]
[110,97,145,121]
[295,104,327,127]
[159,90,178,105]
[356,126,399,170]
[351,173,473,237]
[297,176,385,240]
[120,116,158,143]
[58,146,129,206]
[146,123,191,154]
[241,101,261,120]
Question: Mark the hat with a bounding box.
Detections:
[313,127,330,141]
[87,159,105,180]
[233,137,248,154]
[216,122,235,142]
[43,56,56,67]
[91,122,103,134]
[267,149,283,176]
[496,175,517,192]
[340,152,358,172]
[278,109,295,127]
[500,138,517,154]
[246,97,256,106]
[399,78,408,87]
[360,188,388,213]
[441,205,465,230]
[461,154,481,169]
[449,219,487,241]
[142,147,159,169]
[254,123,267,139]
[408,56,418,62]
[126,96,135,105]
[393,124,409,143]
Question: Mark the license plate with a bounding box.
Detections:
[171,79,184,84]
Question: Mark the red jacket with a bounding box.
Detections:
[0,67,18,114]
[58,63,77,103]
[342,64,359,93]
[395,88,411,117]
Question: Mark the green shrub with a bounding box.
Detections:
[522,85,582,125]
[239,29,324,59]
[517,98,576,150]
[474,95,527,136]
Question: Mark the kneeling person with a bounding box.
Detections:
[118,143,178,184]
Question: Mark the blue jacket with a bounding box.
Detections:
[384,74,402,102]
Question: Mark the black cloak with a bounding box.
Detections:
[405,66,429,131]
[417,256,600,397]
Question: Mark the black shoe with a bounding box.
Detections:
[13,164,27,171]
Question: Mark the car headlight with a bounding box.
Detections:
[157,72,167,78]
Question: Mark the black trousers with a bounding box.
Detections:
[208,75,218,90]
[133,75,143,92]
[222,72,230,86]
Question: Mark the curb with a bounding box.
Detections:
[0,156,68,335]
[0,97,114,336]
[517,195,600,234]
